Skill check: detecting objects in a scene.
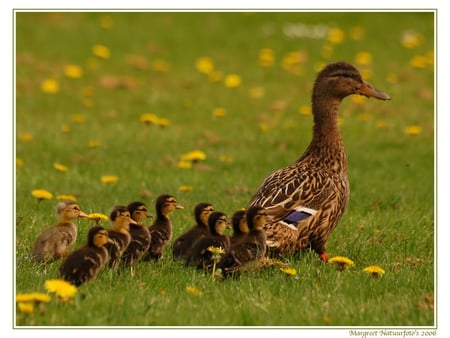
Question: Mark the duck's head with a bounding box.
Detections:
[194,202,215,227]
[208,211,228,236]
[246,206,269,231]
[127,201,153,224]
[109,205,137,231]
[232,209,249,235]
[155,194,184,217]
[313,61,390,101]
[57,200,88,222]
[87,226,112,248]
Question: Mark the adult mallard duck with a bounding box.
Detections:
[144,194,184,261]
[32,200,88,262]
[58,226,111,286]
[104,205,136,269]
[247,61,390,261]
[121,201,153,267]
[186,211,230,270]
[217,206,268,276]
[172,202,215,261]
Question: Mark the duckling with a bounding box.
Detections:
[104,206,136,269]
[217,206,268,276]
[247,61,390,261]
[58,226,111,286]
[229,209,249,247]
[144,194,184,261]
[121,201,152,267]
[186,211,230,270]
[32,200,88,263]
[172,202,215,261]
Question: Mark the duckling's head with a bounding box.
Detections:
[87,226,111,248]
[246,206,269,231]
[155,194,184,218]
[194,203,215,227]
[57,200,88,222]
[232,209,249,235]
[313,61,390,101]
[208,211,228,235]
[127,201,153,224]
[109,205,137,231]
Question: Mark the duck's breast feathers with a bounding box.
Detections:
[248,163,347,221]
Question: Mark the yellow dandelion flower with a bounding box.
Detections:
[355,51,373,66]
[259,48,275,68]
[87,213,109,222]
[101,175,119,184]
[280,267,297,276]
[92,44,111,59]
[224,74,242,88]
[17,302,34,314]
[56,194,77,202]
[40,78,59,94]
[155,117,171,127]
[16,292,51,303]
[178,160,193,169]
[99,15,114,29]
[327,27,345,44]
[350,26,365,40]
[61,124,70,133]
[351,95,366,105]
[248,87,265,99]
[181,150,207,162]
[207,246,226,255]
[328,256,355,271]
[44,279,77,301]
[140,113,159,124]
[16,157,24,168]
[404,125,422,136]
[178,185,194,192]
[299,105,312,116]
[213,107,227,118]
[64,64,83,79]
[53,162,69,172]
[18,132,33,142]
[71,114,86,124]
[401,30,423,49]
[88,140,101,148]
[151,59,170,73]
[32,189,53,201]
[186,286,203,296]
[410,55,428,69]
[363,265,385,278]
[195,57,214,75]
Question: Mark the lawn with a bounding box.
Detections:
[14,11,435,328]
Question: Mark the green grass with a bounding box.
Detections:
[14,11,435,327]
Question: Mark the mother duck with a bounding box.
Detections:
[247,61,390,262]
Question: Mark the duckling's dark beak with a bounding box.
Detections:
[78,211,89,218]
[175,204,184,210]
[358,80,391,100]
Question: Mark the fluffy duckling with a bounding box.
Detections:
[217,206,268,276]
[104,206,136,269]
[32,200,88,263]
[58,226,111,286]
[229,209,249,247]
[121,201,153,267]
[144,194,184,261]
[186,211,230,270]
[172,202,215,261]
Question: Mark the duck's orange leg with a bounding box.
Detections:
[319,252,329,262]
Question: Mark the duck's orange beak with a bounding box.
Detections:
[358,80,391,100]
[78,211,89,218]
[129,218,138,225]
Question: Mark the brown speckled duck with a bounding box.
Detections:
[32,200,88,262]
[144,194,184,260]
[121,201,152,267]
[104,206,136,269]
[58,226,111,286]
[247,61,390,262]
[217,206,267,275]
[172,202,215,261]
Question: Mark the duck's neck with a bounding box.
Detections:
[300,96,347,173]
